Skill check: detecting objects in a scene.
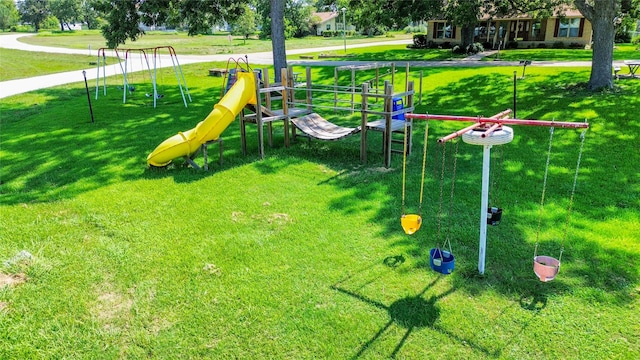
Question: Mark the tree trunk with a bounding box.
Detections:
[270,0,287,82]
[574,0,620,90]
[461,26,474,48]
[589,15,615,90]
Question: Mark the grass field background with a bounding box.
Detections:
[1,34,639,359]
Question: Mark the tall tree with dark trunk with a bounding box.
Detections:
[573,0,627,90]
[17,0,51,32]
[270,0,287,82]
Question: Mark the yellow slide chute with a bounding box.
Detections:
[147,71,257,167]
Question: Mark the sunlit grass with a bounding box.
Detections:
[1,60,639,359]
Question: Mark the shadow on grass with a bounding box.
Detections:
[330,256,507,359]
[2,65,638,310]
[312,68,639,306]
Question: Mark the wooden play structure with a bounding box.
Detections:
[235,64,415,168]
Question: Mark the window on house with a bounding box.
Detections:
[558,18,580,37]
[435,22,453,39]
[531,20,542,38]
[326,24,331,31]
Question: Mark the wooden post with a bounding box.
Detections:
[263,68,273,147]
[361,82,369,164]
[306,66,312,112]
[281,68,290,148]
[254,70,265,159]
[405,63,410,97]
[384,81,393,168]
[419,70,423,106]
[391,63,396,86]
[334,67,338,111]
[406,81,414,155]
[240,107,247,155]
[375,65,380,103]
[282,68,295,142]
[351,67,355,114]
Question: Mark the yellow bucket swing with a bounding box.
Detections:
[400,120,429,235]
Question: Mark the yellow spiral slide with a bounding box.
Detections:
[147,71,257,167]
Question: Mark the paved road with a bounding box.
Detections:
[0,33,594,99]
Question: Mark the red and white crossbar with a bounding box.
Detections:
[406,113,589,129]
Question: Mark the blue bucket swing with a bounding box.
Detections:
[430,140,458,275]
[400,120,429,235]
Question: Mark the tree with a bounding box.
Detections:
[230,4,257,44]
[17,0,51,32]
[573,0,634,90]
[270,0,287,81]
[50,0,81,31]
[0,0,20,31]
[80,0,100,30]
[94,0,247,48]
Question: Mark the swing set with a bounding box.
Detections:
[94,46,191,108]
[400,110,588,280]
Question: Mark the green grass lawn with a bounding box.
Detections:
[18,30,412,55]
[0,48,103,81]
[486,43,640,61]
[295,44,464,61]
[1,60,639,359]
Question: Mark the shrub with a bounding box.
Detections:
[615,32,631,43]
[631,35,640,45]
[537,43,548,49]
[412,34,428,48]
[568,42,584,49]
[552,41,565,49]
[506,40,519,49]
[466,42,484,54]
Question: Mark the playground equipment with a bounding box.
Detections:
[94,46,191,108]
[429,140,459,275]
[147,70,256,167]
[400,120,428,235]
[405,112,589,276]
[286,68,415,167]
[533,127,586,282]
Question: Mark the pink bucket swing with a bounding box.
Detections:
[533,127,586,282]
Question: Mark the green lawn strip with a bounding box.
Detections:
[1,63,638,358]
[291,44,464,62]
[0,48,111,81]
[484,43,640,62]
[18,30,412,55]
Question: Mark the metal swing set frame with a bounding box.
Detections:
[402,110,589,277]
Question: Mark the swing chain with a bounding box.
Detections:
[559,129,587,262]
[401,120,409,214]
[535,126,555,256]
[492,144,504,207]
[418,121,429,214]
[436,142,447,242]
[444,140,459,254]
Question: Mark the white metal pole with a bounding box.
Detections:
[478,144,492,274]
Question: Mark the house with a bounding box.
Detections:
[427,8,592,49]
[312,11,354,36]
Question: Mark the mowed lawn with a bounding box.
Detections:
[1,46,639,359]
